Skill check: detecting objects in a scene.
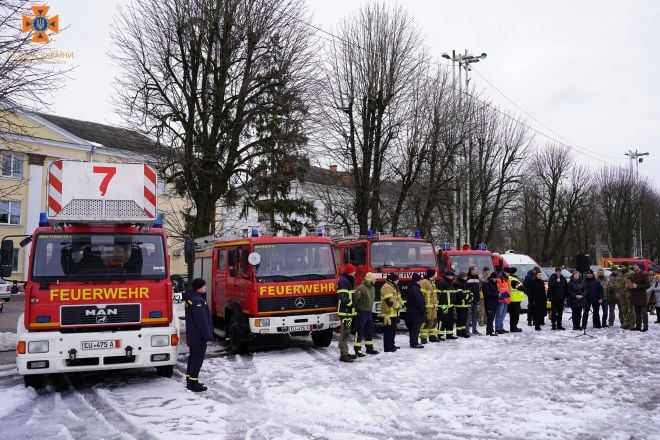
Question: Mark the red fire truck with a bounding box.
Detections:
[1,161,179,387]
[436,243,495,275]
[193,232,340,353]
[333,233,438,319]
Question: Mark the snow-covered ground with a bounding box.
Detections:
[0,331,17,351]
[0,313,658,440]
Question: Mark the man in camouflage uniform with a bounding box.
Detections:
[621,263,637,330]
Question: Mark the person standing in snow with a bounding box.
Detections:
[466,265,482,335]
[528,269,547,331]
[454,272,473,338]
[184,278,214,392]
[405,273,426,348]
[380,273,403,352]
[353,272,378,356]
[478,266,490,326]
[567,271,588,330]
[419,269,438,343]
[596,269,609,327]
[337,263,358,363]
[506,267,525,333]
[436,271,459,340]
[629,265,651,332]
[483,272,500,336]
[584,270,603,328]
[548,267,568,330]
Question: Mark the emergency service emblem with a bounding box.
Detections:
[294,297,305,309]
[21,6,59,43]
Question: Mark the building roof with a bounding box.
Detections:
[35,112,157,154]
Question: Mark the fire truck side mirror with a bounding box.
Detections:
[1,239,14,278]
[184,238,195,265]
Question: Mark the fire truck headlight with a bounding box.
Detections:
[151,335,170,347]
[255,319,270,328]
[328,313,339,322]
[28,341,49,354]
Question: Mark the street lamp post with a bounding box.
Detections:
[441,50,487,248]
[625,149,649,257]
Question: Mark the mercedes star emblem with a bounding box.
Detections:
[294,297,305,309]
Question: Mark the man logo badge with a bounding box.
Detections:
[294,297,305,309]
[96,315,107,323]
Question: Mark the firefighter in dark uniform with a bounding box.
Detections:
[436,272,458,340]
[337,263,357,363]
[454,272,474,338]
[184,278,214,392]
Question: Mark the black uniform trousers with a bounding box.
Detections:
[383,317,399,351]
[485,307,496,335]
[571,306,589,330]
[186,343,207,380]
[406,320,422,347]
[551,299,565,328]
[438,307,455,338]
[509,302,521,330]
[455,307,469,336]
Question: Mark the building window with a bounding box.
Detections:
[1,154,24,179]
[12,249,18,272]
[157,174,166,195]
[0,200,21,225]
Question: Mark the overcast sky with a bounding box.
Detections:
[41,0,659,187]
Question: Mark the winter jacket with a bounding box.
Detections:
[482,278,500,311]
[184,289,214,346]
[650,276,660,305]
[496,273,511,304]
[454,278,473,307]
[419,278,437,309]
[405,282,426,324]
[527,277,546,304]
[567,277,587,308]
[337,273,356,317]
[630,271,651,306]
[466,273,481,304]
[509,275,525,303]
[435,277,456,309]
[379,281,403,318]
[597,276,609,301]
[354,280,375,312]
[548,273,567,301]
[584,276,603,303]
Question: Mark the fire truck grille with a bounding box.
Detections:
[60,304,141,326]
[54,199,152,222]
[258,294,337,313]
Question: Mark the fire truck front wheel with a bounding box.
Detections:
[23,374,44,388]
[228,315,249,354]
[311,329,334,347]
[156,365,174,378]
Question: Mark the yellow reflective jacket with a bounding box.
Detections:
[379,281,403,318]
[419,278,436,308]
[510,275,525,303]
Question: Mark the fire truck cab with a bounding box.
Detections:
[194,232,340,353]
[333,233,438,319]
[436,243,494,275]
[2,161,179,387]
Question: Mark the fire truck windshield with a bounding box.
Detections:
[449,255,494,275]
[253,243,335,281]
[32,233,167,280]
[370,241,436,268]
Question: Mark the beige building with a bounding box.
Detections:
[0,109,188,281]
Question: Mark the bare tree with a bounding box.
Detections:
[318,1,425,234]
[0,1,70,198]
[112,0,316,242]
[517,144,589,265]
[597,166,646,257]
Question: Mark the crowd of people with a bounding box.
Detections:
[336,262,659,362]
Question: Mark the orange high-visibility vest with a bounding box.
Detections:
[496,277,511,304]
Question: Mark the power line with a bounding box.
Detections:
[277,4,629,168]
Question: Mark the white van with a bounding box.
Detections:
[493,251,547,311]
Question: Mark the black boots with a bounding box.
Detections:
[340,354,354,363]
[656,308,660,323]
[365,346,379,355]
[186,379,207,392]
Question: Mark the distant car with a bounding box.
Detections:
[541,267,573,280]
[0,279,11,302]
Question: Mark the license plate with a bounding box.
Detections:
[81,340,121,350]
[282,325,310,332]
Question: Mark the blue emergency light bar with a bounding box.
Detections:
[153,213,164,228]
[476,243,488,250]
[38,212,49,227]
[316,227,325,236]
[367,229,374,238]
[251,228,259,237]
[441,242,452,251]
[414,230,422,238]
